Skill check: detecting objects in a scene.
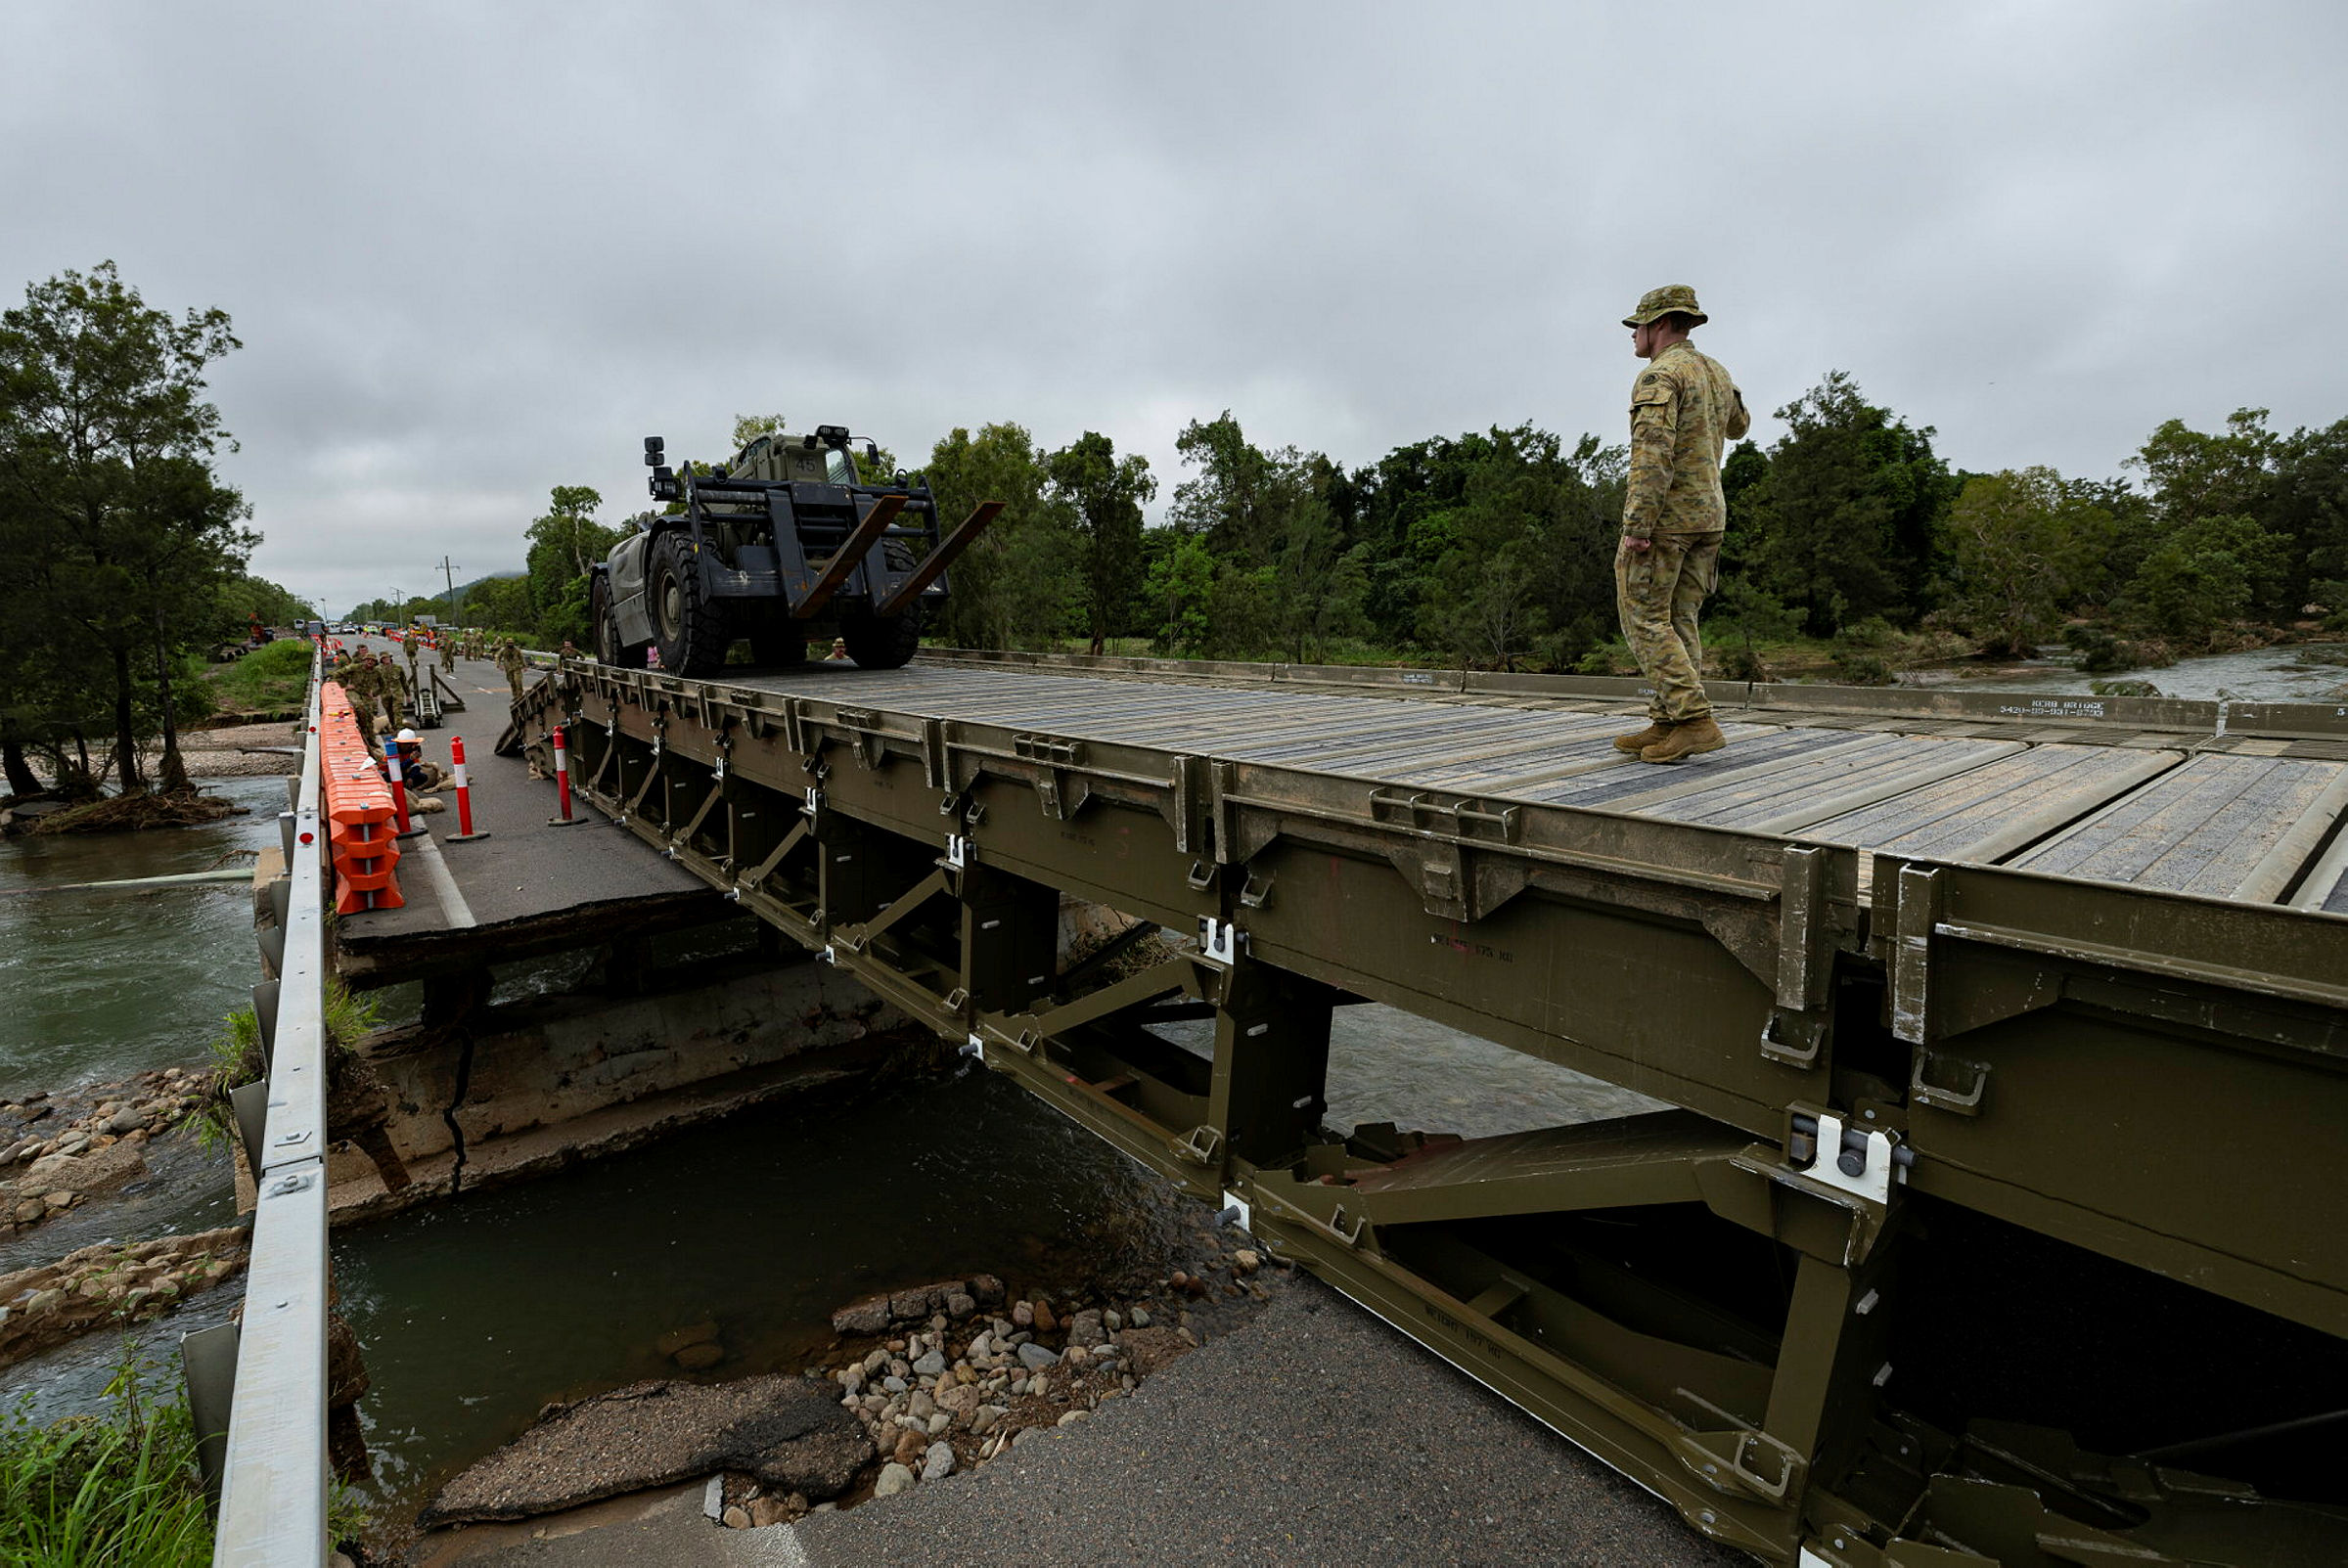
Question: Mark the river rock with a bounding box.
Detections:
[874,1461,916,1498]
[889,1427,926,1467]
[1016,1341,1060,1370]
[942,1290,976,1320]
[922,1440,955,1480]
[1032,1300,1058,1333]
[420,1374,873,1525]
[889,1281,964,1322]
[106,1106,143,1136]
[907,1389,936,1421]
[1066,1309,1106,1348]
[969,1274,1005,1304]
[671,1342,723,1371]
[721,1504,749,1530]
[970,1405,1006,1436]
[911,1350,945,1377]
[830,1293,893,1337]
[21,1152,79,1189]
[1129,1307,1151,1328]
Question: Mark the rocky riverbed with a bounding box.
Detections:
[0,1225,248,1369]
[0,1069,209,1235]
[410,1206,1285,1550]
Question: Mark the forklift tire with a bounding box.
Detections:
[649,532,721,676]
[841,607,923,670]
[590,577,646,668]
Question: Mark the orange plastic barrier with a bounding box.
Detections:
[319,681,405,913]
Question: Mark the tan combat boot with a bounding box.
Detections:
[1613,720,1672,754]
[1639,717,1726,764]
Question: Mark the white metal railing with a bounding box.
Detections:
[205,651,332,1563]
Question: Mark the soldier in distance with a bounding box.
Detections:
[495,637,527,704]
[1610,285,1749,765]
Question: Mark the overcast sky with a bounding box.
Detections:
[7,2,2343,615]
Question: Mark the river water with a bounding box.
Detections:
[3,645,2334,1520]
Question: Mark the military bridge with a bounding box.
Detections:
[217,648,2348,1567]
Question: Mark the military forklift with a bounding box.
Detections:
[588,425,1002,677]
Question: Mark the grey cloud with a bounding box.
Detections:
[5,1,2341,612]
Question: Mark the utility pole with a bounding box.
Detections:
[438,555,460,625]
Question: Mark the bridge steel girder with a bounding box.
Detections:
[508,666,2348,1568]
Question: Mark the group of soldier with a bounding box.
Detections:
[326,629,534,757]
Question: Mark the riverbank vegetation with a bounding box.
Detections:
[0,264,315,808]
[0,1353,211,1566]
[487,389,2346,683]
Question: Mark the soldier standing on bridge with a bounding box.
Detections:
[1610,285,1749,765]
[495,637,527,706]
[377,649,408,732]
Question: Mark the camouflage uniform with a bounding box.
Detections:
[1616,286,1749,726]
[376,656,407,730]
[438,635,455,673]
[495,639,527,705]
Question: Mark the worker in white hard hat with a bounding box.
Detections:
[387,728,445,790]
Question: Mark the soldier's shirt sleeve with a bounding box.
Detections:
[1726,383,1751,441]
[1622,368,1680,538]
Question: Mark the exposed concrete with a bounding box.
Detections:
[229,947,926,1222]
[360,954,898,1167]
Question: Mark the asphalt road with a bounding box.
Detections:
[337,655,705,937]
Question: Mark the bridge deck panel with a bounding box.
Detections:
[2009,752,2348,901]
[1805,742,2186,866]
[712,662,2348,907]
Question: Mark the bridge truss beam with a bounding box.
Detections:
[512,666,2348,1568]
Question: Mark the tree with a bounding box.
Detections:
[0,262,249,796]
[1045,432,1155,653]
[1163,414,1365,660]
[1942,468,2117,656]
[923,424,1078,650]
[523,485,627,647]
[2125,514,2284,645]
[2259,417,2348,611]
[1744,372,1957,636]
[2129,409,2278,530]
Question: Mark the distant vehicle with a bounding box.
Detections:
[589,425,1001,677]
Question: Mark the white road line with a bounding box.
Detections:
[408,830,476,927]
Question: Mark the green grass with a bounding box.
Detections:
[203,639,314,714]
[186,982,381,1152]
[0,1354,212,1567]
[0,1348,375,1564]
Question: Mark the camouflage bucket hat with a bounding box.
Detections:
[1622,285,1708,328]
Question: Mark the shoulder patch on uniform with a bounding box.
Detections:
[1631,370,1674,408]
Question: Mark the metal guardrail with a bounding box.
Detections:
[185,652,332,1565]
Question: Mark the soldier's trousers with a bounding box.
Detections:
[347,695,384,757]
[505,671,524,704]
[1615,530,1724,724]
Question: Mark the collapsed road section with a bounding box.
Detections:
[501,651,2348,1568]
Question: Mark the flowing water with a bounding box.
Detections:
[1901,641,2348,703]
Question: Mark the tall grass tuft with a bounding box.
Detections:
[0,1351,211,1567]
